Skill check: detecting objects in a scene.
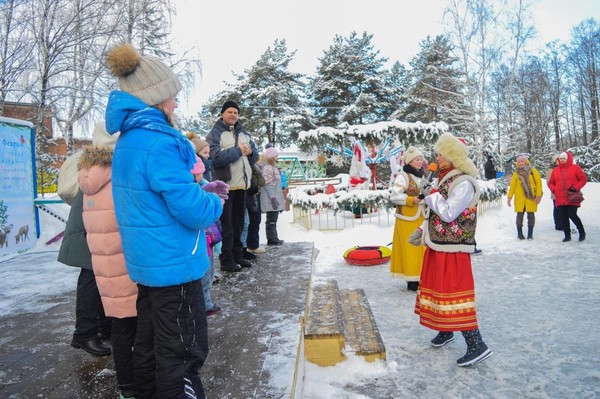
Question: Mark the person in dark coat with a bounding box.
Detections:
[243,162,266,258]
[484,155,497,180]
[206,100,259,272]
[58,190,111,357]
[547,154,563,231]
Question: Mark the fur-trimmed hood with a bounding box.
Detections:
[78,146,113,197]
[78,145,113,169]
[434,133,478,177]
[558,151,574,168]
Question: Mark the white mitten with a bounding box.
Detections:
[408,227,423,246]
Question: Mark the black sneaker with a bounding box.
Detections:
[267,239,284,246]
[457,343,492,367]
[243,249,257,260]
[562,237,571,242]
[235,258,253,268]
[220,263,242,272]
[430,332,455,347]
[579,233,586,242]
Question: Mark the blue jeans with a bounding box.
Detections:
[201,251,216,310]
[241,209,249,248]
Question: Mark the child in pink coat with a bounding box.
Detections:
[78,123,137,399]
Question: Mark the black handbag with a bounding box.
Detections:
[213,165,231,182]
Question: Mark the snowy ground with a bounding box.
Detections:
[1,181,599,399]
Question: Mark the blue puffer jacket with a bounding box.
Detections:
[105,91,223,287]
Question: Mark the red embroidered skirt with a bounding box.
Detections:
[415,248,479,332]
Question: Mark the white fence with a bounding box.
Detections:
[291,199,501,231]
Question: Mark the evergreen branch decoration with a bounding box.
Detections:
[287,176,505,211]
[297,120,450,150]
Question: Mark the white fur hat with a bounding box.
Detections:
[402,146,424,165]
[92,120,119,148]
[433,133,478,176]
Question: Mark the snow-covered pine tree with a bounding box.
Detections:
[386,61,411,120]
[200,39,310,149]
[402,35,466,129]
[308,31,391,128]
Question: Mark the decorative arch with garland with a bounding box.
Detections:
[298,120,449,189]
[290,119,505,214]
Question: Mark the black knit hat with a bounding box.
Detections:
[221,100,239,114]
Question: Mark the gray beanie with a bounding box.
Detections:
[107,43,182,106]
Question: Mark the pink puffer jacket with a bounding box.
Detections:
[78,146,137,318]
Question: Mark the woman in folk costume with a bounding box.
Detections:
[389,146,427,291]
[416,133,492,367]
[77,121,137,398]
[507,154,543,240]
[548,151,587,242]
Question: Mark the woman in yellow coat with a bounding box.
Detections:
[507,154,543,240]
[390,146,427,291]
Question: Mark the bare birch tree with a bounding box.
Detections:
[0,0,35,108]
[568,18,600,145]
[443,0,501,169]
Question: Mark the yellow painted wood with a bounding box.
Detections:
[303,280,386,366]
[304,334,346,366]
[340,288,386,362]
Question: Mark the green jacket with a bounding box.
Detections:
[57,191,92,269]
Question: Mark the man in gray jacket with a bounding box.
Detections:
[206,101,259,272]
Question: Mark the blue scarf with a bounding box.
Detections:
[121,106,196,168]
